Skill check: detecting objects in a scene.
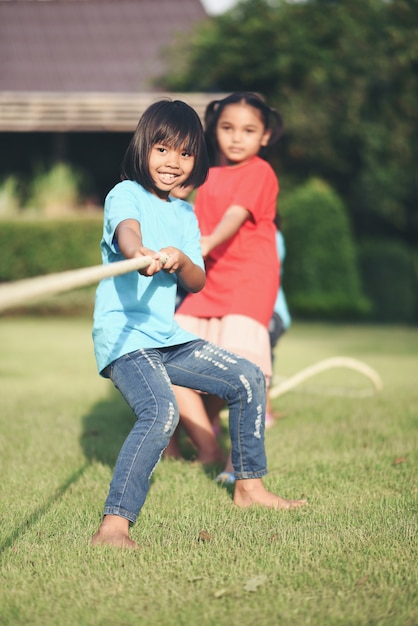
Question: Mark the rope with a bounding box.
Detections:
[269,356,383,399]
[0,255,168,313]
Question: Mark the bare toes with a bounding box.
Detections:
[91,531,139,549]
[274,497,307,510]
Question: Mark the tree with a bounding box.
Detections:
[158,0,418,246]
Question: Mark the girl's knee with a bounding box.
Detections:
[243,360,265,387]
[161,400,179,437]
[134,397,179,439]
[237,361,266,403]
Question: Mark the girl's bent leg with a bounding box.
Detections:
[101,349,179,524]
[166,340,268,479]
[166,341,307,509]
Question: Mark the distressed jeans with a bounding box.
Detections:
[102,339,267,523]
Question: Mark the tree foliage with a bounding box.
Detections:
[159,0,418,245]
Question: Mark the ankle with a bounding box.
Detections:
[234,477,263,492]
[100,514,130,533]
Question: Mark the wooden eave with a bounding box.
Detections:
[0,92,224,132]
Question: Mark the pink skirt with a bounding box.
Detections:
[175,313,272,380]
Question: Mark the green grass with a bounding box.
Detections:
[0,318,416,626]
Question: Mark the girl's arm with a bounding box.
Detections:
[172,250,206,293]
[115,219,205,292]
[115,219,162,275]
[200,205,250,257]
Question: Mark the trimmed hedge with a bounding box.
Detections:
[1,209,416,323]
[358,238,417,323]
[0,217,103,282]
[281,178,370,319]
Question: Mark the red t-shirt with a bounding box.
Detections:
[178,156,280,327]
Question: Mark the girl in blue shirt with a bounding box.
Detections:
[92,100,306,549]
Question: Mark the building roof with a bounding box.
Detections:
[0,0,217,131]
[0,0,207,93]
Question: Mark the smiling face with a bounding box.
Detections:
[148,143,195,200]
[215,102,271,167]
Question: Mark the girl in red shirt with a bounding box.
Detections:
[171,93,284,478]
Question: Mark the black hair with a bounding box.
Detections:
[120,99,209,191]
[204,92,284,165]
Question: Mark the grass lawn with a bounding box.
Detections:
[0,317,416,626]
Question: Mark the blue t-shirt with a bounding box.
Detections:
[92,180,204,375]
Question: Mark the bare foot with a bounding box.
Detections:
[92,529,139,549]
[233,478,307,510]
[91,515,139,549]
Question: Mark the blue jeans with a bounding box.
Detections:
[102,339,267,523]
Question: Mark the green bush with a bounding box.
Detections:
[0,176,22,218]
[0,218,103,282]
[281,178,370,319]
[358,238,417,323]
[25,163,85,215]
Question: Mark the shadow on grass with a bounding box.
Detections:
[0,387,134,556]
[80,385,136,467]
[0,387,230,555]
[0,464,90,554]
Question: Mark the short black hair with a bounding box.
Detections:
[121,99,209,191]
